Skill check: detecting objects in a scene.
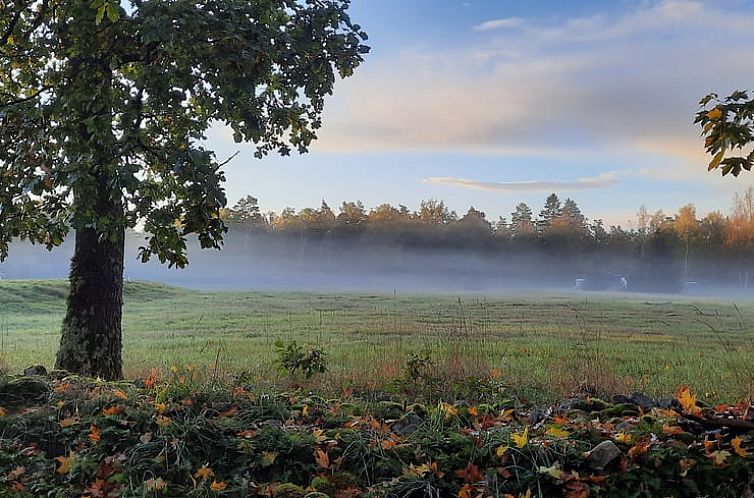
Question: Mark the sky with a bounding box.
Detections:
[206,0,754,228]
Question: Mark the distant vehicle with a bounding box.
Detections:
[574,271,628,291]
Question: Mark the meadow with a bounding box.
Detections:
[2,279,754,403]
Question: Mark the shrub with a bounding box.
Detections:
[275,341,328,378]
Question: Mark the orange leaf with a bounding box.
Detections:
[676,386,702,416]
[59,415,80,428]
[114,389,128,400]
[314,448,330,468]
[458,484,473,498]
[88,425,101,444]
[102,405,122,417]
[210,480,227,491]
[565,481,590,498]
[662,424,683,436]
[144,369,158,389]
[194,465,214,480]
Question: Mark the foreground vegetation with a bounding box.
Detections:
[1,373,753,498]
[2,280,754,404]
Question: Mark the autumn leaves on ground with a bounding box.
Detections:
[2,372,754,497]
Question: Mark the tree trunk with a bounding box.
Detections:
[55,174,125,380]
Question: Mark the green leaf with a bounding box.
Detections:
[95,4,106,25]
[106,3,120,23]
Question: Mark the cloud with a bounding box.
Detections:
[473,17,525,31]
[423,172,619,192]
[311,0,754,170]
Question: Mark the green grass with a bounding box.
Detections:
[2,279,754,403]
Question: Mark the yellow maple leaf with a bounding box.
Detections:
[495,444,509,457]
[512,427,528,449]
[402,463,430,478]
[312,428,327,443]
[55,452,75,475]
[545,426,570,439]
[194,465,214,480]
[613,431,632,444]
[676,386,702,416]
[706,107,722,120]
[732,436,749,458]
[156,415,172,427]
[440,402,458,419]
[261,451,277,467]
[0,406,6,417]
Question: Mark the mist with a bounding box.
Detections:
[1,230,750,297]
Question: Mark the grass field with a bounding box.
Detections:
[2,279,754,403]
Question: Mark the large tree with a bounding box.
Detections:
[0,0,368,379]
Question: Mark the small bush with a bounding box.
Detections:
[275,341,328,378]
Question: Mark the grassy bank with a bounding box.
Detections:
[1,280,754,403]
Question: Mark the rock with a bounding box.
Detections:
[392,411,423,435]
[586,440,622,472]
[600,403,640,417]
[23,365,47,377]
[611,393,679,411]
[0,377,50,405]
[588,398,611,411]
[559,398,593,412]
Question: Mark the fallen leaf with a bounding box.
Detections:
[59,415,80,428]
[662,424,683,436]
[55,452,75,475]
[88,425,101,444]
[732,436,749,458]
[546,426,570,438]
[707,450,730,467]
[314,448,329,468]
[676,386,702,416]
[210,480,227,491]
[512,427,529,449]
[194,465,214,480]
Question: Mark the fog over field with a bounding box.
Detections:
[0,230,747,296]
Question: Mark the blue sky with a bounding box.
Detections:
[207,0,754,227]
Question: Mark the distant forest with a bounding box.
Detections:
[221,189,754,292]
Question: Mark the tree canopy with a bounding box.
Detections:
[0,0,369,266]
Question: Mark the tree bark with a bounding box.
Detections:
[55,172,125,380]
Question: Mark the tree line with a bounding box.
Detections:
[223,190,754,290]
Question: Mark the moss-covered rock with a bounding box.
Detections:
[310,476,337,496]
[370,401,404,420]
[272,483,307,498]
